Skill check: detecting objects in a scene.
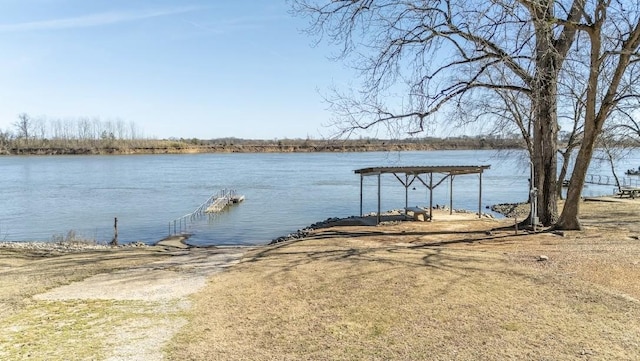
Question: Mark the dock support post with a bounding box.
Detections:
[377,173,381,225]
[360,174,363,217]
[478,172,483,218]
[405,174,409,211]
[429,173,433,221]
[450,175,454,215]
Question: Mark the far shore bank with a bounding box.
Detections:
[1,137,525,156]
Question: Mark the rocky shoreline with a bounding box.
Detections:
[269,207,496,245]
[269,217,344,245]
[0,240,148,253]
[1,205,522,251]
[489,202,530,218]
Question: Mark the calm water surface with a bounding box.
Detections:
[1,150,638,245]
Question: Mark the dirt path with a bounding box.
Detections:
[35,248,245,302]
[0,245,251,360]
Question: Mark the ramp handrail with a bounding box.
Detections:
[582,174,640,188]
[168,189,238,235]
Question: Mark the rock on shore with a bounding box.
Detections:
[490,202,530,218]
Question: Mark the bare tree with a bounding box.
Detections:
[555,69,587,199]
[292,0,585,226]
[0,128,12,153]
[598,129,629,191]
[608,108,640,148]
[52,119,63,141]
[13,113,33,146]
[115,118,126,140]
[62,118,75,144]
[293,1,640,229]
[129,120,141,141]
[556,1,640,229]
[610,108,640,146]
[33,116,48,142]
[77,117,92,142]
[450,85,534,156]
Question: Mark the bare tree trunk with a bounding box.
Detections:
[556,128,597,230]
[536,92,559,225]
[603,144,622,191]
[557,150,572,199]
[556,19,603,230]
[533,15,560,226]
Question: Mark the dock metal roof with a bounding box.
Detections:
[354,165,490,176]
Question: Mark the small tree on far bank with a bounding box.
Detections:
[13,113,33,147]
[0,128,12,153]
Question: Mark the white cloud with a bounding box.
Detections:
[0,6,202,33]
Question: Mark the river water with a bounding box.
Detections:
[1,150,638,245]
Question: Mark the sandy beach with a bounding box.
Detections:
[1,196,639,360]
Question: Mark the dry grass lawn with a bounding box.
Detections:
[169,199,640,360]
[1,198,638,360]
[0,248,174,360]
[0,247,170,323]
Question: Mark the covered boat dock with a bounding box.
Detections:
[354,165,491,224]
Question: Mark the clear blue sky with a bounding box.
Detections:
[0,0,351,139]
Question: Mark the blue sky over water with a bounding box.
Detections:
[0,1,351,139]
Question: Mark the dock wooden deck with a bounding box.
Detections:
[205,194,244,213]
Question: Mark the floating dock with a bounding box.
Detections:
[168,189,244,236]
[205,194,245,213]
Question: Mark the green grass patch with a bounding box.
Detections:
[0,299,180,361]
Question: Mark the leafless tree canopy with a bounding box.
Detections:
[293,0,560,136]
[13,113,33,143]
[292,0,640,229]
[293,0,640,136]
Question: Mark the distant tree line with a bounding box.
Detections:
[163,134,527,152]
[3,113,637,156]
[0,113,150,153]
[0,113,530,155]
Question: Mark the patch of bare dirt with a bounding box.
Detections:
[0,246,250,360]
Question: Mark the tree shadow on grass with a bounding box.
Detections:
[242,225,542,303]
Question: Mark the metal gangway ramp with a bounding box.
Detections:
[168,189,244,236]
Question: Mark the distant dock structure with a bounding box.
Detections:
[205,193,245,213]
[168,189,244,236]
[582,174,640,188]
